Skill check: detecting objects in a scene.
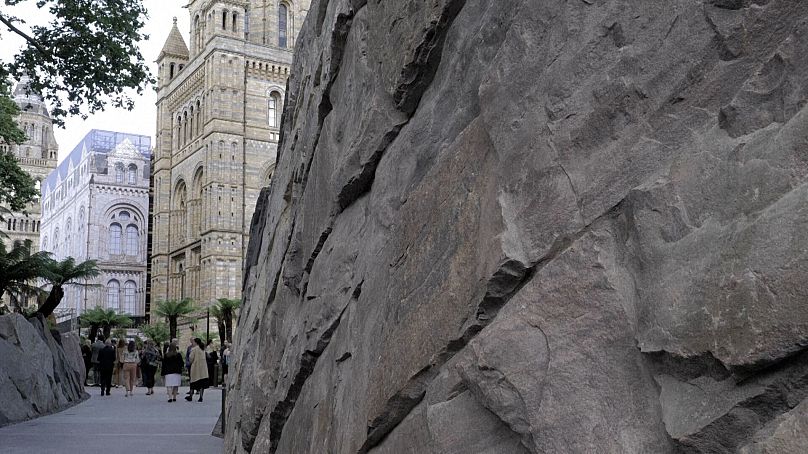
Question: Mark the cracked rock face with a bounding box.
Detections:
[0,314,86,427]
[227,1,808,452]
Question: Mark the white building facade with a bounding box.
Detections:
[40,130,151,320]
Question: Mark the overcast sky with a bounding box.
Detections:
[0,1,190,162]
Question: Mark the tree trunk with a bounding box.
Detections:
[102,323,112,340]
[36,285,63,318]
[169,317,177,341]
[217,318,226,342]
[224,309,233,343]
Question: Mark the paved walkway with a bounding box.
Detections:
[0,386,224,454]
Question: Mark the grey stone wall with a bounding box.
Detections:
[0,314,86,427]
[228,1,808,453]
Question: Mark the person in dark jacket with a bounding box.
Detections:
[97,339,117,396]
[161,345,184,402]
[140,340,161,395]
[81,340,92,386]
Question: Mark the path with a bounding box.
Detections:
[0,386,223,454]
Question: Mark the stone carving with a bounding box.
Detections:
[227,1,808,452]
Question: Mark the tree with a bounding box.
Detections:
[80,306,106,342]
[215,298,241,343]
[0,0,154,129]
[98,308,132,340]
[210,305,226,345]
[0,239,49,309]
[36,256,100,317]
[141,321,169,346]
[0,0,154,212]
[154,298,195,340]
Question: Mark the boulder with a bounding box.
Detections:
[228,1,808,453]
[0,314,87,427]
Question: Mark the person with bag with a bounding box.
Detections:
[186,338,209,402]
[122,340,140,397]
[141,340,161,395]
[161,345,184,402]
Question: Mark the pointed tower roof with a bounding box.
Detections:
[158,17,189,61]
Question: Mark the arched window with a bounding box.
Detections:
[115,165,124,183]
[170,62,175,79]
[53,228,60,255]
[279,3,288,48]
[107,280,120,311]
[124,281,136,314]
[222,10,228,30]
[232,12,238,32]
[128,164,138,184]
[268,91,281,128]
[42,236,48,251]
[126,225,138,255]
[109,223,122,255]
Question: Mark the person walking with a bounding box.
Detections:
[161,345,184,402]
[185,340,195,398]
[114,338,126,388]
[81,340,92,386]
[98,339,116,396]
[206,340,219,388]
[221,341,231,385]
[90,337,104,386]
[141,340,161,395]
[122,340,140,397]
[186,338,209,402]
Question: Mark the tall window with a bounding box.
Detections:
[126,225,138,255]
[107,280,120,311]
[115,165,124,183]
[268,92,281,128]
[128,164,138,184]
[124,281,136,314]
[278,3,288,48]
[109,223,122,255]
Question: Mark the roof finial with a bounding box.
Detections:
[173,16,178,25]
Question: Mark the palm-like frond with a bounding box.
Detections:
[0,239,51,301]
[40,257,101,287]
[155,298,196,318]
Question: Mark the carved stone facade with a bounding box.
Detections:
[0,77,59,251]
[150,1,309,309]
[40,130,151,319]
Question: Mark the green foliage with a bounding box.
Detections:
[155,298,196,340]
[37,256,100,317]
[0,0,154,127]
[215,298,241,343]
[0,77,25,146]
[141,321,169,346]
[0,239,49,308]
[192,330,218,345]
[0,153,38,212]
[79,306,131,341]
[112,327,127,340]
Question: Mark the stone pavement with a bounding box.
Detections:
[0,386,223,454]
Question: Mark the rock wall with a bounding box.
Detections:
[0,314,87,427]
[228,1,808,453]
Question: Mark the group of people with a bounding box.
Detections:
[81,335,232,403]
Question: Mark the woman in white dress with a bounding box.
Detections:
[160,345,184,402]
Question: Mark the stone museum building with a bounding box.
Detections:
[40,130,152,320]
[149,1,309,307]
[0,76,59,250]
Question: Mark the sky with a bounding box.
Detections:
[0,1,191,163]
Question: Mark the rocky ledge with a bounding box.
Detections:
[0,314,87,427]
[228,1,808,453]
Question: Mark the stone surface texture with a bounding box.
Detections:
[227,1,808,453]
[0,314,86,427]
